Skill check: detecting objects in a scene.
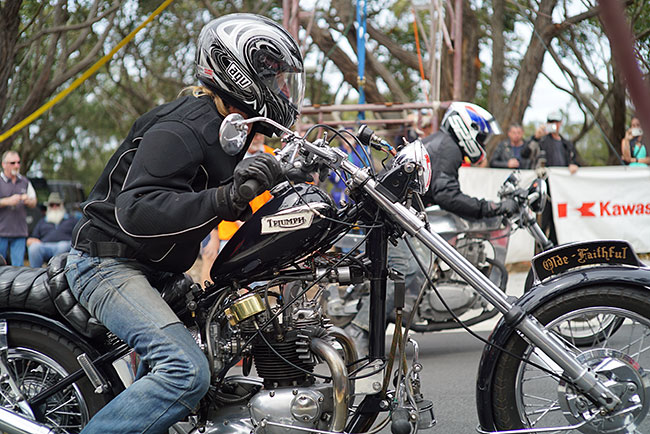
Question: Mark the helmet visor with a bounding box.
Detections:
[255,52,305,112]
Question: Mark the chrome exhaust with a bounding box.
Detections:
[310,337,349,433]
[0,406,57,434]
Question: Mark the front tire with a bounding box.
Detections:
[491,286,650,432]
[1,321,114,433]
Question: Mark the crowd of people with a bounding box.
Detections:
[0,151,79,267]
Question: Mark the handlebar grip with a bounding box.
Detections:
[238,179,260,201]
[357,124,373,147]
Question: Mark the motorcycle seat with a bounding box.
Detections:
[0,253,195,340]
[47,253,107,339]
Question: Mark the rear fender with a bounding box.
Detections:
[475,260,650,430]
[0,311,101,358]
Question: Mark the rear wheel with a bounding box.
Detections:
[1,321,113,433]
[492,286,650,433]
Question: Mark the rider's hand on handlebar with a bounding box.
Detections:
[233,153,282,204]
[213,153,282,221]
[496,198,518,217]
[286,162,329,183]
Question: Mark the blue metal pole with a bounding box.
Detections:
[356,0,367,120]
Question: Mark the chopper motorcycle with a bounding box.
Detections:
[0,115,648,434]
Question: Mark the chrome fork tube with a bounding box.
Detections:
[343,162,621,409]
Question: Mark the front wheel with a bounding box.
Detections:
[0,321,114,433]
[491,285,650,433]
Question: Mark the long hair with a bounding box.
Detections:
[180,86,229,116]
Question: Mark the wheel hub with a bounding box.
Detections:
[558,348,650,433]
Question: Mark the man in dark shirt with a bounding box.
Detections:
[521,112,579,244]
[522,112,579,172]
[27,192,78,267]
[0,150,37,265]
[490,124,529,169]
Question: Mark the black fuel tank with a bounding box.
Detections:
[210,183,339,284]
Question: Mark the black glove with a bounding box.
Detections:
[213,184,252,222]
[482,198,518,218]
[496,198,518,217]
[233,153,282,203]
[212,153,281,222]
[286,160,329,183]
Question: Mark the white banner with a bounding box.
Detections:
[547,166,650,253]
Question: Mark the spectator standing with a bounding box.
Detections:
[489,124,530,169]
[621,117,648,167]
[521,112,579,173]
[521,112,579,244]
[27,192,78,267]
[0,151,37,265]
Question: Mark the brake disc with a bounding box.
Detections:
[558,348,650,433]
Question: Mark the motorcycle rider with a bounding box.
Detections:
[65,14,304,434]
[422,102,517,218]
[345,102,517,355]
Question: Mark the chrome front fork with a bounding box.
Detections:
[345,165,622,411]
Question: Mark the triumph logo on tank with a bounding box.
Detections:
[557,201,650,218]
[227,63,252,89]
[261,210,315,234]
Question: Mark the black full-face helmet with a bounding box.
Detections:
[196,13,305,136]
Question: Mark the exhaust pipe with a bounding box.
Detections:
[0,406,57,434]
[310,337,349,433]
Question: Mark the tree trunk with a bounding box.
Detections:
[501,0,558,129]
[0,0,23,130]
[609,56,627,165]
[440,0,480,102]
[489,0,505,118]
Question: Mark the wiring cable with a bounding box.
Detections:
[402,235,575,384]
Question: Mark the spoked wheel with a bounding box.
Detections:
[523,270,625,347]
[492,286,650,433]
[0,322,113,433]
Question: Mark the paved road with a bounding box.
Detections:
[376,271,529,434]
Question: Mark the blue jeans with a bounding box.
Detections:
[65,249,210,434]
[28,240,70,267]
[0,237,26,266]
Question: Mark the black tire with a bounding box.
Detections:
[523,268,535,292]
[2,321,114,433]
[491,285,650,432]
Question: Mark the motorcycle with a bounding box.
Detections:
[0,114,648,434]
[324,170,554,332]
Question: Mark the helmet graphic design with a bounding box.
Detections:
[441,102,500,164]
[196,14,305,136]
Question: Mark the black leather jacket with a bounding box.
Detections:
[521,133,578,168]
[489,139,530,169]
[422,130,496,220]
[72,95,248,272]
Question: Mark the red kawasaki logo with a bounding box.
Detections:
[558,201,650,218]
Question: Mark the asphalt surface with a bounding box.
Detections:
[375,271,529,434]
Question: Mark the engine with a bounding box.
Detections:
[200,284,349,434]
[419,236,493,322]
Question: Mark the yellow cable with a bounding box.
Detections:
[0,0,176,144]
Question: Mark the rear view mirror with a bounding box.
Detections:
[219,113,247,156]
